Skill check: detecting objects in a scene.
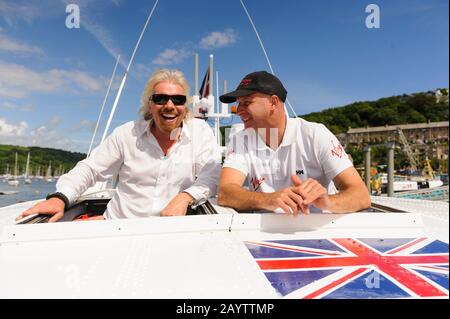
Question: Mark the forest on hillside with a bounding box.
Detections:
[300,91,449,134]
[0,144,85,175]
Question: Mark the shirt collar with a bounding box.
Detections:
[253,117,297,150]
[279,117,298,147]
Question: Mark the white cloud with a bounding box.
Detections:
[0,1,127,67]
[0,61,104,98]
[135,63,154,79]
[60,0,127,68]
[20,104,34,111]
[0,1,41,25]
[0,117,79,151]
[199,28,237,50]
[0,118,27,137]
[0,33,43,54]
[81,18,127,68]
[0,101,17,109]
[48,116,63,127]
[70,119,95,133]
[152,48,192,65]
[51,69,104,92]
[28,125,74,150]
[0,101,34,111]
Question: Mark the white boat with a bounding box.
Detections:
[0,190,18,195]
[6,153,19,187]
[24,153,32,185]
[45,161,53,183]
[0,1,447,300]
[5,180,18,187]
[379,173,444,192]
[0,194,448,299]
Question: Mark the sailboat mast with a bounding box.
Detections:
[14,152,18,177]
[25,153,30,178]
[239,0,296,118]
[47,161,52,178]
[87,54,121,157]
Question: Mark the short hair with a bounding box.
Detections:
[139,69,192,120]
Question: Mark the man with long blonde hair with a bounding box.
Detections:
[18,69,221,221]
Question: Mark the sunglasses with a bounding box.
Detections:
[151,94,187,106]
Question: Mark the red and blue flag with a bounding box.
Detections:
[245,238,449,298]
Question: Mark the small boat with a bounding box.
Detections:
[24,153,32,185]
[0,190,18,195]
[45,161,53,183]
[6,153,19,187]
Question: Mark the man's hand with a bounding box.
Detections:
[160,192,193,217]
[16,197,66,223]
[291,175,331,211]
[263,186,307,215]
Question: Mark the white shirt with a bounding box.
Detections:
[223,117,353,212]
[57,118,222,218]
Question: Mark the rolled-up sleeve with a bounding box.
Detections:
[315,124,353,181]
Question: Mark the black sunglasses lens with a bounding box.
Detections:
[152,94,168,104]
[171,95,186,105]
[152,94,186,105]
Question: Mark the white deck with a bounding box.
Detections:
[0,198,448,299]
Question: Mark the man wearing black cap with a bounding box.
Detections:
[217,71,370,214]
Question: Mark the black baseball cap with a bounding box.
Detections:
[219,71,287,103]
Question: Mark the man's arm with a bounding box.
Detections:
[162,120,222,216]
[183,121,222,203]
[160,192,194,217]
[217,168,306,214]
[16,126,124,222]
[293,167,371,213]
[328,166,371,212]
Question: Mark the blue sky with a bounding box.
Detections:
[0,0,448,153]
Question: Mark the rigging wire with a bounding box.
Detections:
[87,54,120,157]
[239,0,298,118]
[100,0,159,143]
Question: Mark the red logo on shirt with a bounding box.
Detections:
[331,141,344,158]
[250,177,265,191]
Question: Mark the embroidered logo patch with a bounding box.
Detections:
[250,177,265,191]
[331,140,344,158]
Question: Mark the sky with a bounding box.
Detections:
[0,0,448,153]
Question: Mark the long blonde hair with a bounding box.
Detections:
[139,69,192,120]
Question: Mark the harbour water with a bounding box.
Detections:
[0,180,57,208]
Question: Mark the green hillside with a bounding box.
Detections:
[221,89,448,141]
[220,89,448,171]
[300,90,449,134]
[0,144,85,175]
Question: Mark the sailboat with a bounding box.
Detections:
[3,163,10,181]
[0,0,447,299]
[45,161,53,183]
[35,165,43,180]
[24,153,32,184]
[6,153,19,187]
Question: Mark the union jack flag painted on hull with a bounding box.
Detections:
[245,238,449,299]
